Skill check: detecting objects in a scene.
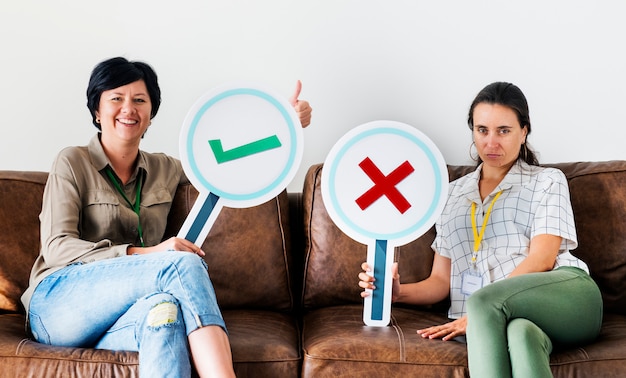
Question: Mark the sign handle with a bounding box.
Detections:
[177,192,224,246]
[363,239,395,326]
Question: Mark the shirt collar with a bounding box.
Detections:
[88,133,148,179]
[457,160,534,201]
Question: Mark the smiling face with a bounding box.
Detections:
[471,102,528,173]
[96,80,152,148]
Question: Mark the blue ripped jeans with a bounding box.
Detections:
[28,251,226,378]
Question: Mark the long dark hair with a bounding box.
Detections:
[467,82,539,166]
[86,57,161,130]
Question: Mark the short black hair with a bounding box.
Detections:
[86,57,161,130]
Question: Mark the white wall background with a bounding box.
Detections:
[1,0,624,192]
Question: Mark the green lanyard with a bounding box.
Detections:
[105,167,145,247]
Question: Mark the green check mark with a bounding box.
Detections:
[209,135,282,164]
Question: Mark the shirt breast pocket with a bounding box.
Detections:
[82,190,123,242]
[139,188,173,245]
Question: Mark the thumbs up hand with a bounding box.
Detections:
[290,80,312,128]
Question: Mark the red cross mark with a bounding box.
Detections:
[355,157,415,214]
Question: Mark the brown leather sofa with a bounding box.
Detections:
[2,160,626,377]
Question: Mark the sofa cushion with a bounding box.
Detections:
[225,310,301,378]
[0,313,139,377]
[551,161,626,315]
[302,305,469,378]
[0,310,301,378]
[301,164,471,311]
[301,306,626,378]
[0,171,47,313]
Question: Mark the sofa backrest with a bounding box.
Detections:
[164,183,296,312]
[0,171,47,313]
[300,163,455,311]
[301,161,626,316]
[0,171,295,314]
[553,161,626,315]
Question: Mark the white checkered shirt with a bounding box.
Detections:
[432,161,589,319]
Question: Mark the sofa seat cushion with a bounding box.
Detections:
[0,310,301,378]
[550,313,626,376]
[224,310,301,378]
[0,313,139,377]
[302,306,626,378]
[302,305,468,378]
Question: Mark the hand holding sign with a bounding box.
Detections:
[178,83,303,245]
[322,121,448,327]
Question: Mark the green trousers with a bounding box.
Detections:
[466,267,603,378]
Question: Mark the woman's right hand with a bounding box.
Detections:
[358,262,401,302]
[127,237,205,256]
[417,316,467,341]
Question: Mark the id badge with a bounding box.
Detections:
[461,270,483,296]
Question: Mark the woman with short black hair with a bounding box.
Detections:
[22,56,312,377]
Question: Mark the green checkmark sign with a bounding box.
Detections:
[209,135,282,164]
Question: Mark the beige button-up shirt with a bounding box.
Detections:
[21,134,188,312]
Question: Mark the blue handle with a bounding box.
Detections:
[371,239,388,321]
[184,192,220,242]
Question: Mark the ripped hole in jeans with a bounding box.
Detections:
[147,301,178,328]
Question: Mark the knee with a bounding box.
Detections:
[144,293,182,330]
[168,252,208,274]
[135,294,190,375]
[157,253,209,286]
[466,285,493,314]
[177,252,205,266]
[507,318,552,354]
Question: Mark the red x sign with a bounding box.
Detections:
[355,157,415,214]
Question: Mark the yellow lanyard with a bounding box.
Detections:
[470,190,503,266]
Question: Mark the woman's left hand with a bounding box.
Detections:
[290,80,312,128]
[417,316,467,341]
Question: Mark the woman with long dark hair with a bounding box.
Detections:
[360,82,602,377]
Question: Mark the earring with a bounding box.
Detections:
[96,118,100,124]
[469,142,479,162]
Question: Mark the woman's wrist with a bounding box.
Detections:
[126,245,144,255]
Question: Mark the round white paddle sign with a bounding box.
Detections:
[178,82,303,245]
[322,120,448,326]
